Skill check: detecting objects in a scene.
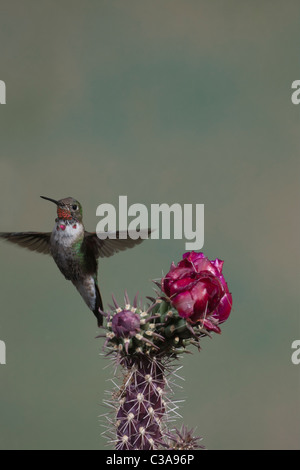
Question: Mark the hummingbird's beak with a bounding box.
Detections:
[40,196,60,206]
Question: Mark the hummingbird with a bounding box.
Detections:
[0,196,150,326]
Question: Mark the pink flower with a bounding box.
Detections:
[162,252,232,333]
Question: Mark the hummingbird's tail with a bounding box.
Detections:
[94,283,104,327]
[73,277,104,327]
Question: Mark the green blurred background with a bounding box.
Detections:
[0,0,299,450]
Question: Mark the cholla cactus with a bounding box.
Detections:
[98,252,232,450]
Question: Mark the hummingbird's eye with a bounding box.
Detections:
[72,205,78,211]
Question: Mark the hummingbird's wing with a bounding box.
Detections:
[84,229,151,258]
[0,232,51,255]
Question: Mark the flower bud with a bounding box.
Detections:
[162,252,232,332]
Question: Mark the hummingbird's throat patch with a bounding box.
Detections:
[57,207,73,220]
[57,223,77,231]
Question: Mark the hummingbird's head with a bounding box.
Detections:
[40,196,83,223]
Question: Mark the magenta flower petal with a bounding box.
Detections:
[202,319,222,334]
[211,292,232,324]
[172,291,195,318]
[212,258,224,274]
